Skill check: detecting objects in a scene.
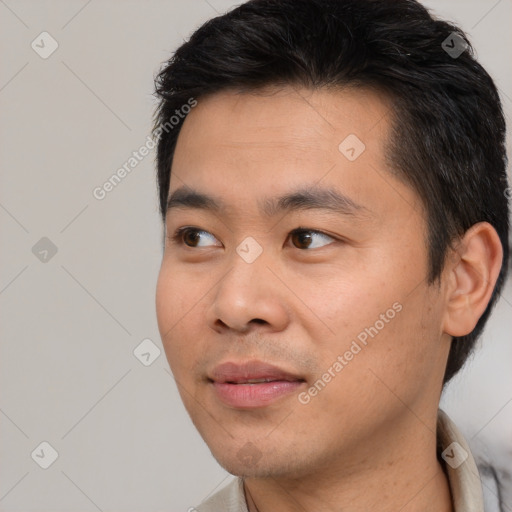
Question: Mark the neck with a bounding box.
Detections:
[243,419,453,512]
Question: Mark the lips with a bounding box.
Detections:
[210,360,304,384]
[209,360,306,408]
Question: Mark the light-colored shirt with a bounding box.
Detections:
[195,409,484,511]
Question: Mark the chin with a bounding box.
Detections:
[209,442,313,480]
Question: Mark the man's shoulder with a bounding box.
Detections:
[195,477,248,512]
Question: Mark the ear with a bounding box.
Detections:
[442,222,503,337]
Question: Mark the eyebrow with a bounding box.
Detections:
[166,185,370,219]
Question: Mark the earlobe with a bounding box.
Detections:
[442,222,503,337]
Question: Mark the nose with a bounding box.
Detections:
[206,252,290,335]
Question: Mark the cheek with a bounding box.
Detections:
[358,289,444,393]
[313,260,439,383]
[311,296,440,430]
[156,260,206,325]
[309,236,425,330]
[155,263,203,372]
[155,265,180,334]
[311,267,401,342]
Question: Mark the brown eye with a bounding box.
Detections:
[291,230,313,249]
[290,229,335,250]
[182,229,201,247]
[171,228,219,248]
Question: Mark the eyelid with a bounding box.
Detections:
[290,227,336,240]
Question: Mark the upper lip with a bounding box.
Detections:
[209,360,305,384]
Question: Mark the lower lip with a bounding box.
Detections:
[211,380,304,408]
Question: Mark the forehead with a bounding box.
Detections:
[174,85,391,159]
[168,86,419,223]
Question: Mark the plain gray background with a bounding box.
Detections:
[1,1,511,511]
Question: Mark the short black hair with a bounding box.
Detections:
[153,0,510,384]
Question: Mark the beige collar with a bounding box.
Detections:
[437,409,484,511]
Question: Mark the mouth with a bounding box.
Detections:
[208,360,306,409]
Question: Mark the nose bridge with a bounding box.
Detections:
[207,241,289,332]
[220,240,271,307]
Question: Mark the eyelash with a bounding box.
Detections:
[168,226,337,250]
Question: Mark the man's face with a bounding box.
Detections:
[156,86,452,478]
